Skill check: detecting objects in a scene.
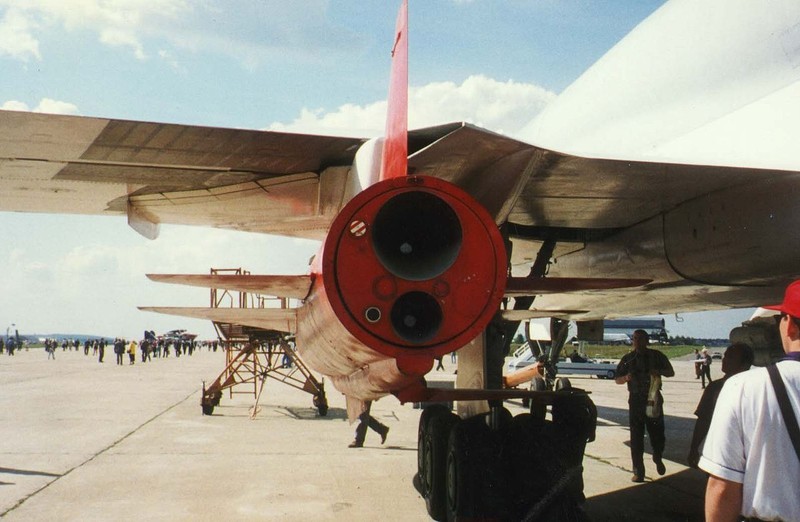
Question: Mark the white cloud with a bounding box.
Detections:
[1,98,79,115]
[0,0,192,60]
[0,1,361,67]
[0,7,40,61]
[1,100,29,111]
[33,98,80,115]
[269,75,556,138]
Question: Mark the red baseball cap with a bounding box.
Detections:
[764,280,800,318]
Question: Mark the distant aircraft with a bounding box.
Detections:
[2,0,799,519]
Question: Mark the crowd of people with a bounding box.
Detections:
[36,335,224,364]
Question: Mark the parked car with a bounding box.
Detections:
[507,347,619,380]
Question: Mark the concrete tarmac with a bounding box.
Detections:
[0,348,718,521]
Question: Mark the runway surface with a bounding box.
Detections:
[0,348,714,521]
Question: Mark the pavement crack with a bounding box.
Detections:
[1,389,198,517]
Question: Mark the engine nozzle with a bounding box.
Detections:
[391,291,443,343]
[372,191,462,281]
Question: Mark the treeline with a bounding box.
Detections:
[668,336,728,347]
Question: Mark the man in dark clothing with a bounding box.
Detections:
[615,329,675,482]
[699,348,713,389]
[114,338,125,365]
[687,342,753,468]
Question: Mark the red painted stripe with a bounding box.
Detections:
[380,0,408,181]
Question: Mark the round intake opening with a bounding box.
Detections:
[372,192,462,281]
[390,291,442,344]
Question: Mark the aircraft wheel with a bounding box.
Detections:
[445,415,508,522]
[522,376,547,408]
[505,413,553,519]
[210,391,222,406]
[531,376,547,391]
[424,410,459,521]
[529,376,548,420]
[201,403,214,415]
[417,405,451,497]
[555,377,572,391]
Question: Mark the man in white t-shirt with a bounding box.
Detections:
[700,280,800,521]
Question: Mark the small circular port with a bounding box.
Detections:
[365,307,382,323]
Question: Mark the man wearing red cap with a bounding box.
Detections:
[700,280,800,521]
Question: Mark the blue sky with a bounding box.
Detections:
[0,0,755,340]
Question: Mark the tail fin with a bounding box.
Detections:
[379,0,408,181]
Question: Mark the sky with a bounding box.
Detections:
[0,0,756,340]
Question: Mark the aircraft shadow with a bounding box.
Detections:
[594,404,697,467]
[586,405,708,521]
[584,469,705,522]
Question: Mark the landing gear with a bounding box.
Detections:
[445,409,512,521]
[418,394,595,521]
[417,405,459,520]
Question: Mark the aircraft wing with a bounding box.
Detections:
[0,110,368,240]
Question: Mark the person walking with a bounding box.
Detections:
[700,348,713,389]
[348,401,389,448]
[701,281,800,521]
[615,329,675,482]
[127,340,137,365]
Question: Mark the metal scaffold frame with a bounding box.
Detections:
[200,268,328,418]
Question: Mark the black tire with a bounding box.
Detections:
[555,377,572,391]
[445,414,509,522]
[531,376,547,391]
[202,403,214,415]
[506,413,551,520]
[313,393,328,417]
[606,370,615,380]
[529,377,548,420]
[425,411,459,521]
[417,404,452,498]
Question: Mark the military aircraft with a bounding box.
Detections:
[2,0,799,519]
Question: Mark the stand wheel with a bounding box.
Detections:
[314,393,329,416]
